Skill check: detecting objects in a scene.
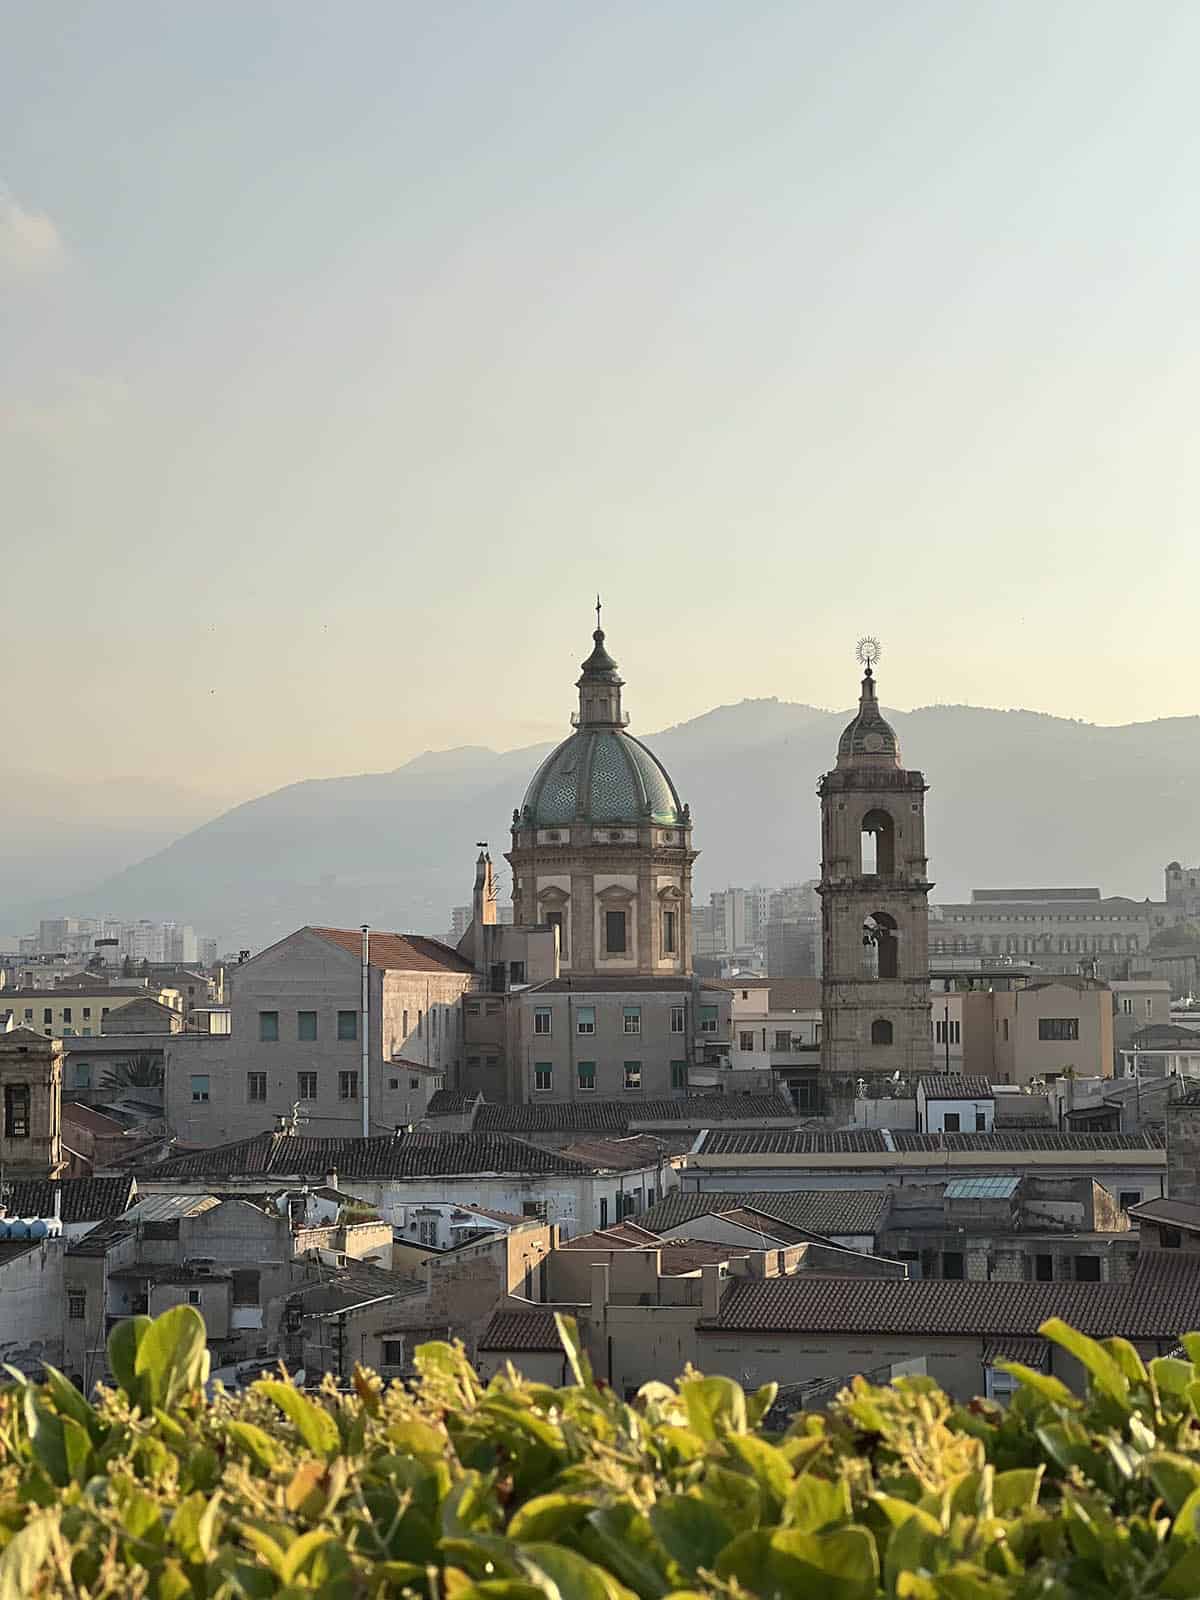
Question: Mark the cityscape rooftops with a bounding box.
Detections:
[640,1189,891,1238]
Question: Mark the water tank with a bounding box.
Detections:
[28,1219,48,1240]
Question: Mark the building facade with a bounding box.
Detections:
[818,658,932,1082]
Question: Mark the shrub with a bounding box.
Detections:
[7,1309,1200,1596]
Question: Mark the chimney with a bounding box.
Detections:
[52,1186,61,1225]
[473,851,497,929]
[701,1261,723,1319]
[324,1168,338,1192]
[589,1260,610,1319]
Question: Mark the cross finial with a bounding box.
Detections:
[595,593,602,633]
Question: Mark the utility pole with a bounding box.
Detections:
[360,927,370,1139]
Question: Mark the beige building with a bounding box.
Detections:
[507,614,696,979]
[0,1028,64,1175]
[961,977,1114,1085]
[819,656,932,1085]
[1,983,183,1040]
[164,927,477,1143]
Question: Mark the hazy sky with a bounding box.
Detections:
[5,2,1199,798]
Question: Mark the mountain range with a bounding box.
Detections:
[5,698,1196,949]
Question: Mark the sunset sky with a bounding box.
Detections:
[5,2,1199,797]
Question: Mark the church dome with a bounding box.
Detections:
[521,727,682,826]
[518,610,685,827]
[837,666,901,767]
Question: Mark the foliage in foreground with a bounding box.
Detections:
[7,1312,1200,1596]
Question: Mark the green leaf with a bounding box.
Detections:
[521,1542,636,1600]
[106,1315,151,1403]
[1038,1318,1129,1406]
[1103,1336,1148,1384]
[578,1505,671,1599]
[134,1305,208,1410]
[169,1491,220,1564]
[746,1382,779,1429]
[1164,1544,1200,1600]
[256,1379,340,1459]
[717,1527,878,1600]
[156,1559,193,1600]
[0,1517,54,1600]
[723,1434,794,1514]
[785,1474,852,1533]
[507,1493,594,1542]
[555,1314,594,1389]
[678,1376,747,1440]
[40,1365,99,1436]
[649,1495,733,1577]
[225,1421,283,1473]
[991,1466,1043,1515]
[996,1362,1078,1408]
[280,1528,350,1584]
[1149,1452,1200,1515]
[1153,1357,1196,1398]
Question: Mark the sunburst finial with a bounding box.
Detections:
[856,635,881,673]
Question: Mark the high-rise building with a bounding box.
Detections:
[818,654,932,1082]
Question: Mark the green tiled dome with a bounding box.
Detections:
[520,729,683,827]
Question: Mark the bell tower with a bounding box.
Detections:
[818,640,932,1085]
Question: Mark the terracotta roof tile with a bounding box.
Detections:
[558,1135,667,1171]
[146,1130,595,1181]
[700,1256,1200,1341]
[309,927,475,975]
[476,1094,794,1135]
[698,1129,1165,1157]
[4,1175,135,1224]
[919,1076,994,1099]
[478,1309,565,1352]
[641,1190,890,1236]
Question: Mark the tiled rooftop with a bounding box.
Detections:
[425,1090,480,1117]
[698,1130,889,1156]
[308,927,475,975]
[4,1175,135,1224]
[699,1255,1200,1340]
[145,1130,601,1181]
[919,1076,994,1100]
[478,1309,567,1353]
[474,1094,794,1135]
[640,1189,890,1236]
[697,1128,1165,1157]
[558,1135,667,1171]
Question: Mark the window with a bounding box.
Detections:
[1074,1256,1101,1282]
[82,1007,91,1020]
[485,1054,499,1069]
[934,1019,960,1045]
[509,962,525,985]
[605,910,627,954]
[335,1009,357,1041]
[102,1007,109,1018]
[466,1001,480,1016]
[410,1076,420,1090]
[339,1071,359,1101]
[670,1005,685,1034]
[388,1078,399,1089]
[297,1011,318,1041]
[62,1007,72,1023]
[599,1198,609,1228]
[942,1251,964,1280]
[73,1065,92,1090]
[545,910,565,954]
[739,1030,755,1052]
[247,1072,267,1103]
[259,1011,279,1042]
[623,1007,641,1035]
[417,1220,438,1246]
[534,1007,552,1036]
[1039,1017,1079,1041]
[232,1269,260,1306]
[190,1076,210,1104]
[671,1061,687,1091]
[68,1291,85,1320]
[943,1112,961,1132]
[42,1009,51,1025]
[1162,1226,1183,1249]
[699,1005,719,1034]
[774,1029,792,1050]
[417,1010,423,1036]
[297,1071,318,1100]
[1035,1254,1053,1281]
[577,1006,596,1035]
[382,1339,405,1367]
[871,1018,894,1046]
[1002,1018,1009,1041]
[187,1289,202,1306]
[22,1009,31,1022]
[1120,996,1133,1015]
[975,1111,987,1132]
[534,1065,553,1093]
[402,1009,409,1037]
[1119,1191,1141,1211]
[578,1062,596,1092]
[623,1061,642,1091]
[662,910,677,954]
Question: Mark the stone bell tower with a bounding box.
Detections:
[818,643,932,1084]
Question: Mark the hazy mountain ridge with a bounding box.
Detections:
[7,698,1198,947]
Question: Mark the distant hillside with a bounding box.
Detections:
[18,698,1197,948]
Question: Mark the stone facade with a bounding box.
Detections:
[0,1028,63,1175]
[508,619,696,980]
[818,663,932,1082]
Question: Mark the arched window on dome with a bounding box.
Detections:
[863,913,898,981]
[870,1018,893,1046]
[860,810,895,877]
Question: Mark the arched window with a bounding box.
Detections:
[870,1018,893,1045]
[862,913,899,980]
[860,810,895,877]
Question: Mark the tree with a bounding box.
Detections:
[99,1052,163,1093]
